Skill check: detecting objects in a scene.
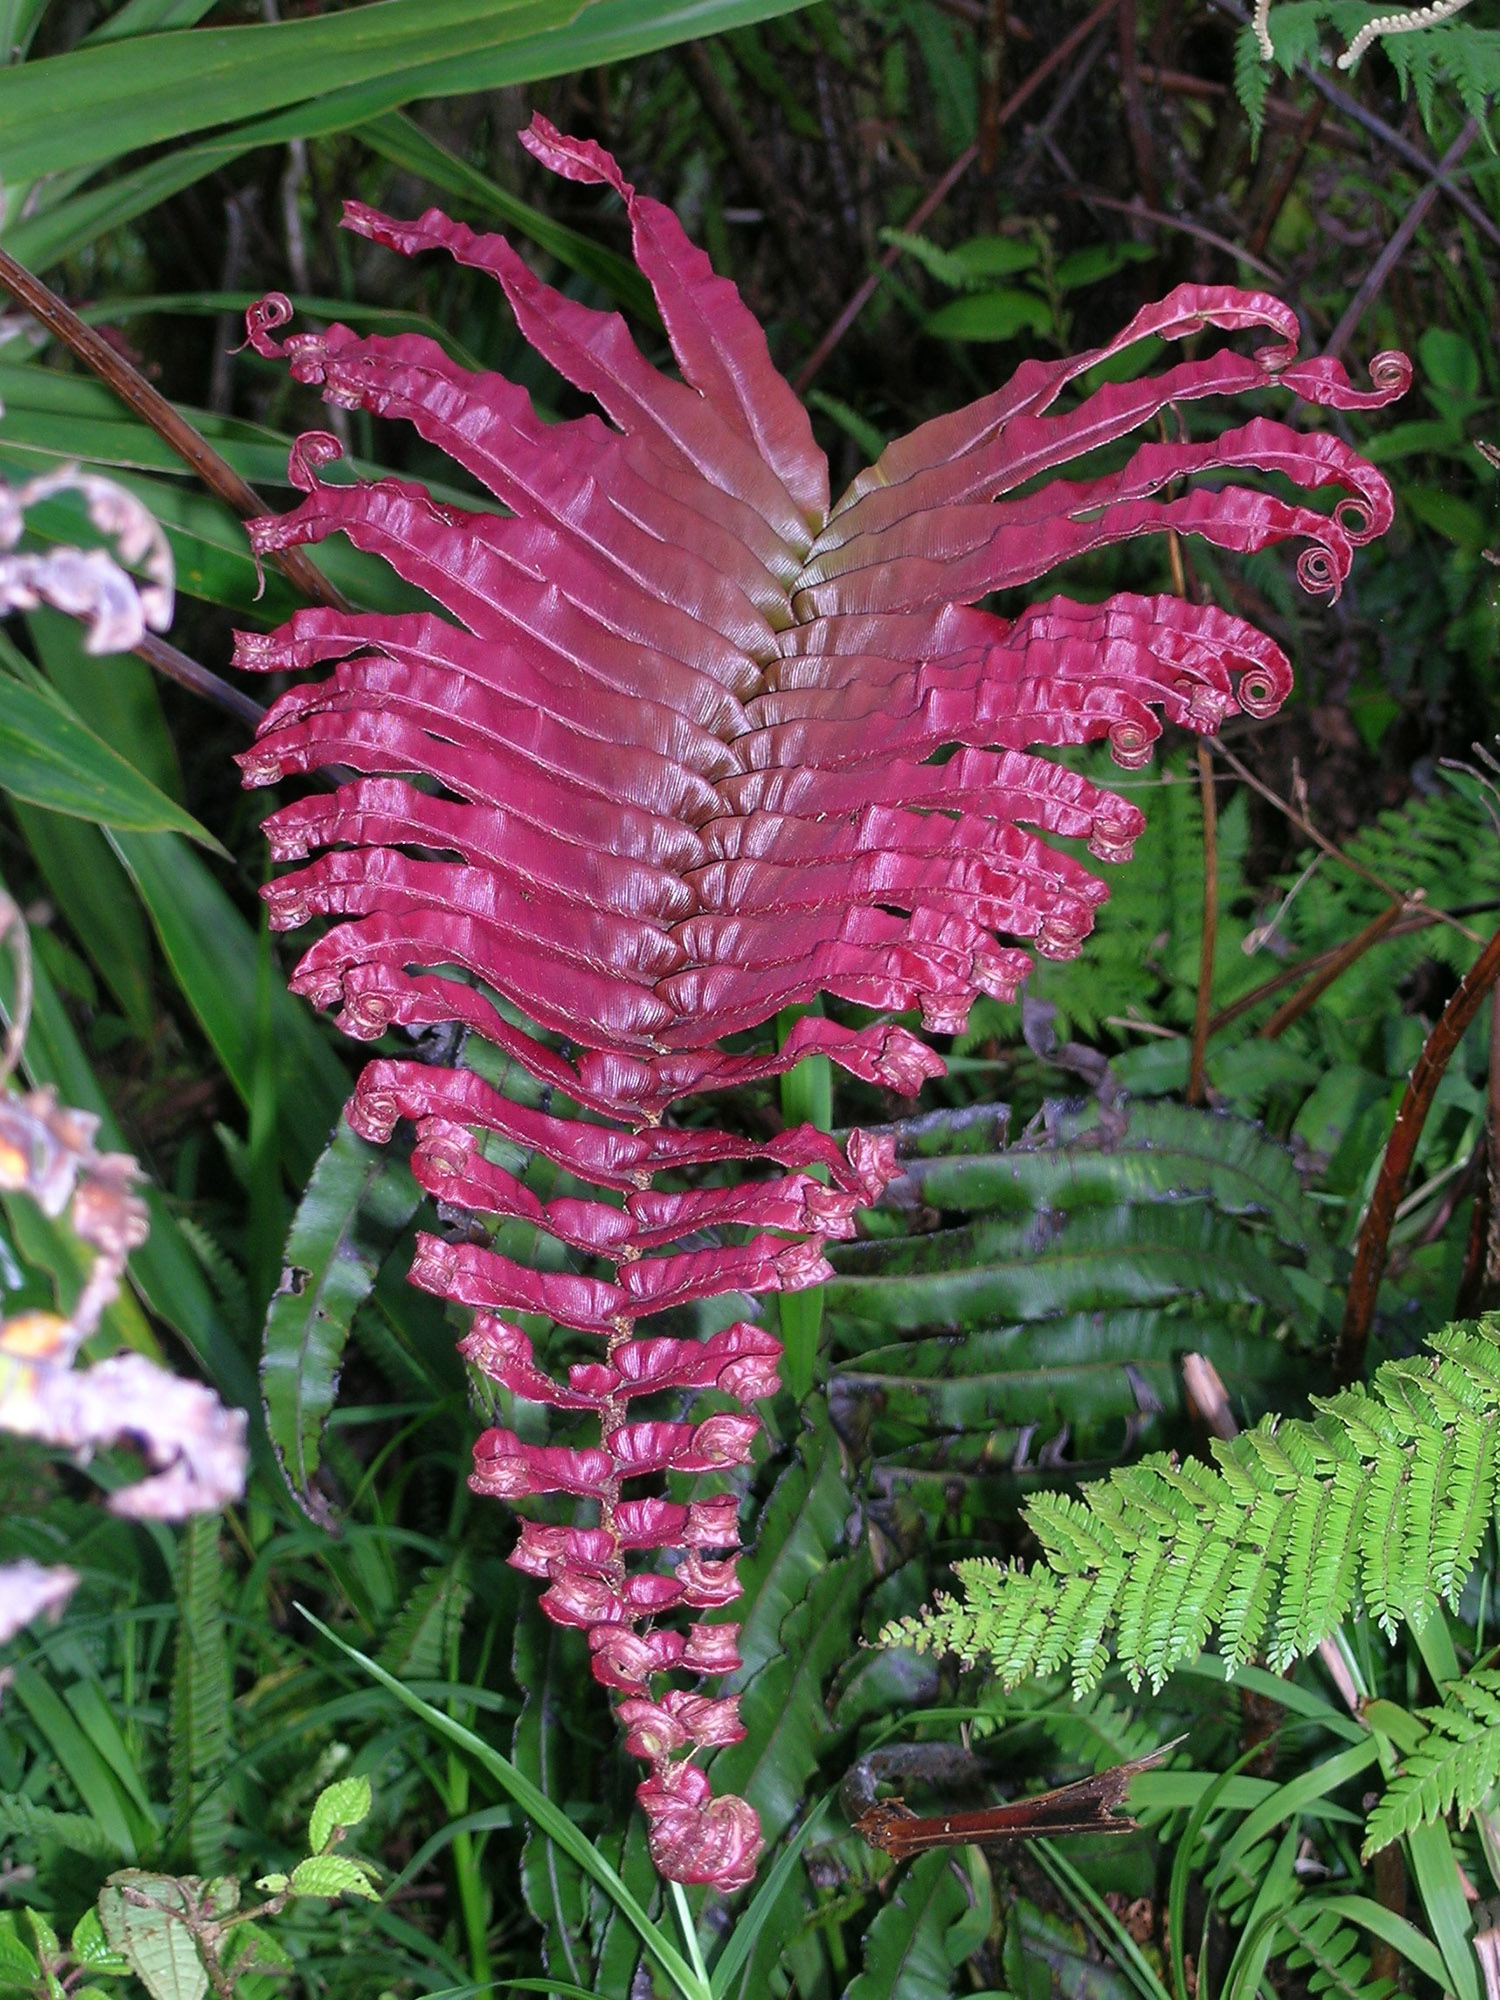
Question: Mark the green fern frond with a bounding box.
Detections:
[881,1316,1500,1692]
[1362,1668,1500,1857]
[1280,1900,1396,2000]
[0,1791,120,1860]
[1385,25,1500,138]
[168,1512,232,1872]
[377,1558,471,1681]
[1234,24,1272,148]
[176,1214,252,1341]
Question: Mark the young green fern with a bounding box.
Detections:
[882,1315,1500,1691]
[1363,1667,1500,1858]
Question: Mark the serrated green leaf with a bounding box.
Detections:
[71,1909,129,1973]
[97,1876,217,2000]
[287,1854,380,1901]
[308,1775,373,1854]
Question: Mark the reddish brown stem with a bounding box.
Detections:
[1248,94,1326,258]
[792,0,1123,393]
[1211,741,1480,944]
[1323,119,1480,362]
[1335,920,1500,1385]
[1187,740,1218,1105]
[0,242,347,614]
[978,0,1009,184]
[1208,909,1439,1039]
[136,632,266,729]
[1115,0,1160,208]
[1259,899,1409,1040]
[1054,185,1284,282]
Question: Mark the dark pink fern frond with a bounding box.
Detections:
[237,114,1404,1889]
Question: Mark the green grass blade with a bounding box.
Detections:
[300,1611,709,2000]
[0,669,220,847]
[4,0,819,269]
[0,0,578,182]
[709,1796,830,1999]
[1404,1817,1478,2000]
[1311,1895,1452,1991]
[73,291,484,370]
[1176,1656,1367,1744]
[84,0,221,42]
[1209,1740,1379,1894]
[1034,1837,1174,2000]
[7,1666,138,1859]
[104,830,348,1182]
[356,112,654,316]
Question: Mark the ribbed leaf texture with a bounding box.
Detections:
[883,1317,1500,1695]
[236,115,1405,1888]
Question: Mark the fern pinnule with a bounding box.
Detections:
[885,1319,1500,1690]
[1363,1669,1500,1858]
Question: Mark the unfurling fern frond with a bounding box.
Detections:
[882,1316,1500,1692]
[239,114,1404,1886]
[1362,1668,1500,1857]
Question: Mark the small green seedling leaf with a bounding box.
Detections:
[308,1774,372,1855]
[0,1927,40,1981]
[287,1855,380,1901]
[223,1922,294,1974]
[24,1910,60,1961]
[71,1908,131,1975]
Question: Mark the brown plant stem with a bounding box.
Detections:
[0,243,347,613]
[978,0,1010,196]
[1211,740,1481,944]
[135,631,266,729]
[792,0,1123,393]
[1335,919,1500,1386]
[1207,907,1445,1038]
[1188,740,1218,1104]
[1116,0,1161,209]
[1324,118,1480,361]
[1248,94,1326,258]
[1054,184,1284,282]
[1258,898,1410,1039]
